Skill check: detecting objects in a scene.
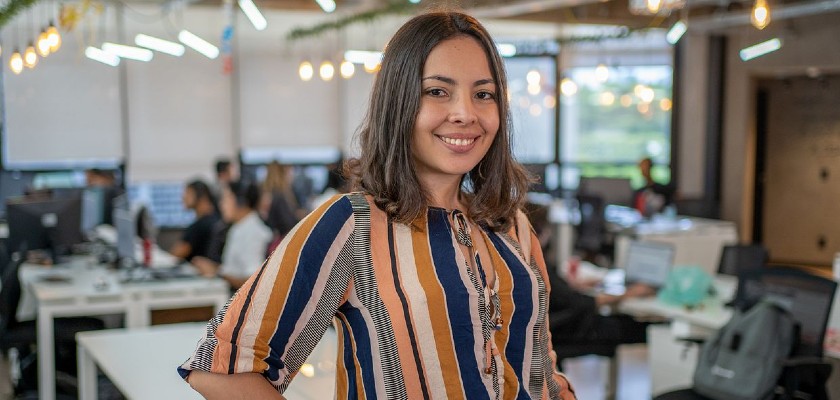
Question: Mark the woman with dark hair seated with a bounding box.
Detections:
[170,180,220,262]
[191,180,272,290]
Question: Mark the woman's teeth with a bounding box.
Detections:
[441,137,475,146]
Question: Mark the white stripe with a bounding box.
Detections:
[393,224,449,398]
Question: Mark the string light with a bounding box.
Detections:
[299,61,314,81]
[319,61,335,81]
[47,23,61,52]
[9,49,24,74]
[37,29,51,57]
[595,64,609,83]
[339,60,355,79]
[24,43,38,68]
[751,0,771,30]
[560,78,578,97]
[646,0,662,14]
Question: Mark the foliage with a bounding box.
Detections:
[0,0,41,29]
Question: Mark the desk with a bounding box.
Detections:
[23,258,230,400]
[613,217,737,275]
[77,323,337,400]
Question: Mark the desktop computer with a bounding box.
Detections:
[6,194,84,261]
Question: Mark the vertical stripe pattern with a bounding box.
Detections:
[178,193,574,399]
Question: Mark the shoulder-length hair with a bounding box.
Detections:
[345,11,531,230]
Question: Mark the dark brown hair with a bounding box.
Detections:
[345,11,531,230]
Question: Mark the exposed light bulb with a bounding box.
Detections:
[37,30,51,57]
[340,60,355,79]
[299,61,314,81]
[47,24,61,52]
[599,92,616,106]
[9,49,24,74]
[751,0,771,30]
[526,69,541,86]
[595,63,609,82]
[363,59,380,74]
[24,44,38,68]
[659,98,673,111]
[646,0,662,13]
[319,61,335,81]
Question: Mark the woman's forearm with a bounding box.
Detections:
[187,371,285,400]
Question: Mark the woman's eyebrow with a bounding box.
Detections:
[422,76,496,87]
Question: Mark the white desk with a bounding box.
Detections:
[77,323,338,400]
[614,217,738,275]
[24,258,230,400]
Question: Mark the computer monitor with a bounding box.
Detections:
[623,241,675,288]
[6,195,84,259]
[578,177,635,207]
[81,188,107,234]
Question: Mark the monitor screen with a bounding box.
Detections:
[81,188,107,234]
[578,177,635,207]
[6,195,84,257]
[114,208,135,263]
[624,241,675,288]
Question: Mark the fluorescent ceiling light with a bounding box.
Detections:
[497,43,517,57]
[739,38,782,61]
[178,30,220,59]
[343,50,382,65]
[315,0,336,13]
[238,0,267,30]
[85,46,120,67]
[666,20,687,44]
[102,42,154,62]
[135,34,185,57]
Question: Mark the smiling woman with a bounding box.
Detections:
[179,11,577,400]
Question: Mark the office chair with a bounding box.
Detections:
[0,252,105,394]
[655,266,837,400]
[717,244,769,277]
[575,194,609,261]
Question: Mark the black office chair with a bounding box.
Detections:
[655,266,837,400]
[0,252,106,394]
[575,194,609,261]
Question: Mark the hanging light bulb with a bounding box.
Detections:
[9,49,24,74]
[363,59,380,74]
[47,23,62,52]
[24,44,38,68]
[595,63,609,83]
[560,78,578,97]
[37,30,51,57]
[751,0,771,30]
[646,0,662,13]
[319,61,335,81]
[299,61,314,81]
[339,60,355,79]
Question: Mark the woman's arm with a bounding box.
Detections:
[187,371,285,400]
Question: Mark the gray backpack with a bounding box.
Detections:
[692,301,797,400]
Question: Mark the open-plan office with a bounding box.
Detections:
[1,0,840,399]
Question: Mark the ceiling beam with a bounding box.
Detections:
[689,0,840,32]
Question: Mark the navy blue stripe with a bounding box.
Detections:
[487,233,534,399]
[266,198,353,366]
[228,257,271,374]
[387,221,431,399]
[337,314,360,400]
[426,209,491,400]
[339,303,378,399]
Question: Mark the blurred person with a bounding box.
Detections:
[634,157,676,217]
[212,158,237,198]
[259,162,302,254]
[169,180,220,262]
[191,180,271,290]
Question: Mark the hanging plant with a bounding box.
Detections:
[286,0,417,41]
[0,0,41,29]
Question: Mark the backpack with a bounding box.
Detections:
[692,301,797,400]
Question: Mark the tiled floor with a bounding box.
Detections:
[563,344,651,400]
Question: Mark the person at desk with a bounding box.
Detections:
[548,270,653,347]
[180,11,576,399]
[169,180,220,262]
[191,180,271,290]
[634,157,676,218]
[85,168,122,225]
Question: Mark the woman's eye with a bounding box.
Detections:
[476,91,496,100]
[425,88,446,97]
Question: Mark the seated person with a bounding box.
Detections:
[192,181,272,290]
[169,180,220,262]
[549,269,653,346]
[634,157,676,217]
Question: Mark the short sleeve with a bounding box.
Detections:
[178,194,357,392]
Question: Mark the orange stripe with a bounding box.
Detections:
[334,316,349,397]
[484,233,522,399]
[411,217,466,400]
[366,207,425,396]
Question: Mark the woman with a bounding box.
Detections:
[180,11,575,399]
[169,180,220,262]
[191,180,272,290]
[259,161,301,243]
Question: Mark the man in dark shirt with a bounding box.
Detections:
[634,157,676,217]
[169,180,220,262]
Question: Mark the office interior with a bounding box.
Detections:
[0,0,839,398]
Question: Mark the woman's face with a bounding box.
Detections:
[220,187,237,222]
[411,36,499,186]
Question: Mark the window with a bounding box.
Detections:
[505,56,557,165]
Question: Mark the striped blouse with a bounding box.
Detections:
[179,193,572,399]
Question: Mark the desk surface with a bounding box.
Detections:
[77,323,338,400]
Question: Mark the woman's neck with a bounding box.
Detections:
[419,175,465,211]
